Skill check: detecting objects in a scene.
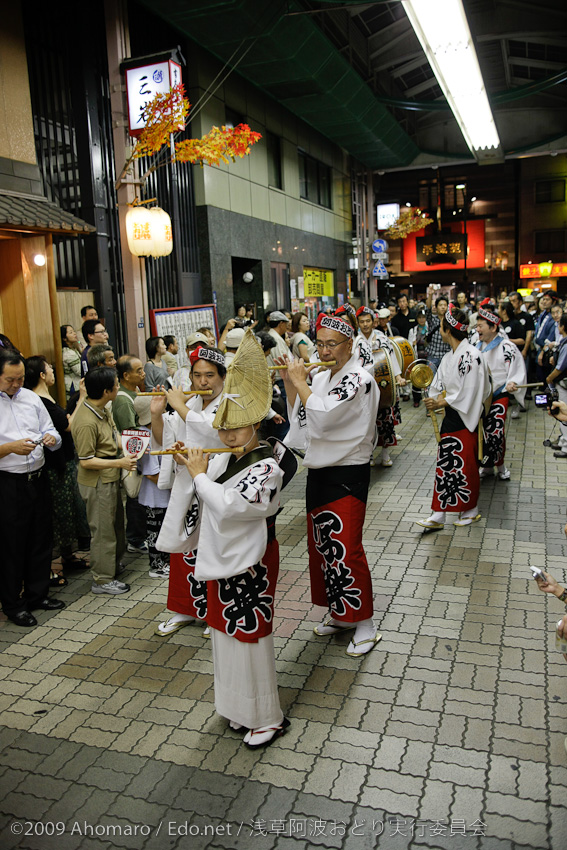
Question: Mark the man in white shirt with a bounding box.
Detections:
[0,351,65,626]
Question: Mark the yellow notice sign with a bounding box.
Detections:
[303,267,335,298]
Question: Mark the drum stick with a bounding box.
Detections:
[137,390,213,396]
[426,389,445,444]
[514,382,544,389]
[268,361,336,371]
[150,447,245,456]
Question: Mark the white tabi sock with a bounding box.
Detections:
[428,511,445,524]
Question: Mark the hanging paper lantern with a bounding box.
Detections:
[125,206,173,258]
[148,207,173,258]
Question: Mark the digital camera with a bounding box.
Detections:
[534,385,559,414]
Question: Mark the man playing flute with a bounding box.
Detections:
[280,314,381,657]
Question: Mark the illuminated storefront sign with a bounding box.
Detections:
[125,60,183,136]
[416,234,466,264]
[519,262,567,279]
[303,267,335,297]
[377,203,400,231]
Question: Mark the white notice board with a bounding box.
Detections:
[149,304,219,368]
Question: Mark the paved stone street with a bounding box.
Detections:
[1,401,566,850]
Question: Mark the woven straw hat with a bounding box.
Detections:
[213,328,272,429]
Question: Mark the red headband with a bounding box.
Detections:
[356,306,374,318]
[445,305,468,332]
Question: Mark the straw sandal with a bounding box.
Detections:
[313,618,356,636]
[346,631,382,657]
[155,617,195,636]
[453,513,481,527]
[244,717,290,749]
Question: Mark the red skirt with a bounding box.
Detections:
[431,427,480,513]
[206,539,279,643]
[307,466,374,623]
[482,396,509,468]
[167,550,207,620]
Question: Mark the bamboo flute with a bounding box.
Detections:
[137,389,213,396]
[150,447,245,456]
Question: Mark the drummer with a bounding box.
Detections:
[416,306,491,531]
[280,314,381,657]
[356,305,406,467]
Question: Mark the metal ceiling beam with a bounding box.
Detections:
[506,57,566,70]
[403,77,438,99]
[477,32,567,46]
[389,55,430,78]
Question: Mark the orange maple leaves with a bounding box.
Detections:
[132,84,262,167]
[385,207,434,239]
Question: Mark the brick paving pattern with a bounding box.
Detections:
[0,402,566,849]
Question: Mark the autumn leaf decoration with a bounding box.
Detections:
[131,84,262,167]
[385,207,434,239]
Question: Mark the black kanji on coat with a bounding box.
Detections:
[434,435,472,509]
[219,564,273,635]
[184,551,208,619]
[311,510,346,567]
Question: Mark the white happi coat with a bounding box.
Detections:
[192,451,283,580]
[477,336,527,406]
[157,445,282,575]
[430,339,491,432]
[356,330,401,378]
[285,353,379,467]
[155,395,223,551]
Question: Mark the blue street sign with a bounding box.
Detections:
[372,260,388,278]
[372,238,388,254]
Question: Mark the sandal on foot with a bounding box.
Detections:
[244,717,290,749]
[346,631,382,657]
[381,459,393,467]
[415,519,444,530]
[313,618,356,637]
[50,573,68,588]
[203,625,210,638]
[453,513,481,527]
[155,617,195,636]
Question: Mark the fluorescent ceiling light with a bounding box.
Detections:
[402,0,502,162]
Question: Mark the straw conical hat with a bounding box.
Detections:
[213,328,272,429]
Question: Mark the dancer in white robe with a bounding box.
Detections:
[356,305,406,466]
[281,314,382,657]
[152,347,225,635]
[416,306,491,531]
[171,330,295,748]
[475,303,526,480]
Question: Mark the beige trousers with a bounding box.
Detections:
[79,478,126,584]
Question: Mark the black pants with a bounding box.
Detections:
[126,494,147,546]
[0,470,52,616]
